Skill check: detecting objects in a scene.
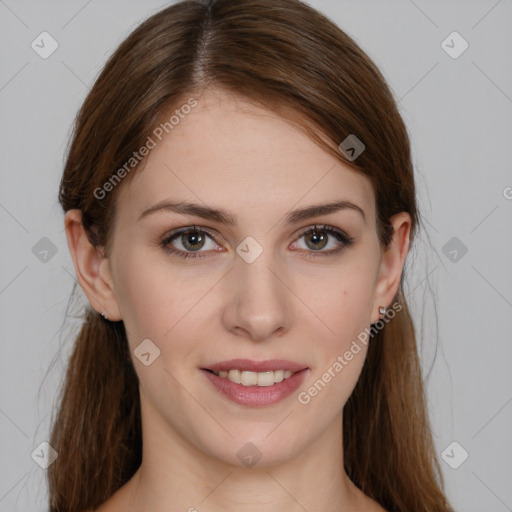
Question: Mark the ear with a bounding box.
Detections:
[64,209,122,321]
[370,212,411,323]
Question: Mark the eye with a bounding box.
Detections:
[160,226,221,259]
[291,224,355,256]
[160,224,355,260]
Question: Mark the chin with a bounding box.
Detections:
[201,429,309,470]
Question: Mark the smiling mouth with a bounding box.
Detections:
[203,368,300,387]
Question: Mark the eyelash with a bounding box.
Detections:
[160,224,355,260]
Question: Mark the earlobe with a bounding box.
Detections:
[64,209,122,321]
[371,212,411,323]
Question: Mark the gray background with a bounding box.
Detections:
[1,0,511,510]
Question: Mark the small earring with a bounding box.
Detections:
[378,306,386,317]
[100,311,108,320]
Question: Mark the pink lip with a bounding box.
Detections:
[202,359,308,373]
[201,368,309,407]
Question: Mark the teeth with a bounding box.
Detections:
[228,369,241,383]
[274,370,284,383]
[241,371,258,386]
[213,369,297,386]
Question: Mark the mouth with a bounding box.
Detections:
[201,358,308,386]
[200,359,309,407]
[202,368,299,386]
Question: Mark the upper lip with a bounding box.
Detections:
[202,359,308,373]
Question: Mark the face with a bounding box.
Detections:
[86,87,407,469]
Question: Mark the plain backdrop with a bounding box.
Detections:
[0,1,511,510]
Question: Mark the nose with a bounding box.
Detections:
[222,248,293,342]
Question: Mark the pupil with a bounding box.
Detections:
[307,229,327,250]
[184,230,204,250]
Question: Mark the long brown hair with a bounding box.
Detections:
[49,0,452,510]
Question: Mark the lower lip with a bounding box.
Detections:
[201,369,309,407]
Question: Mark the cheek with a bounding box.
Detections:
[304,257,378,344]
[296,254,378,401]
[112,248,221,352]
[111,248,179,343]
[115,270,166,339]
[296,270,375,420]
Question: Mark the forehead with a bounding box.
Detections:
[115,88,375,227]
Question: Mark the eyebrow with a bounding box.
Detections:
[138,199,366,225]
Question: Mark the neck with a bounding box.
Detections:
[122,400,360,511]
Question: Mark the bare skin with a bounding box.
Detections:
[68,87,408,512]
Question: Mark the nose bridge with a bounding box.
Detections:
[224,243,291,340]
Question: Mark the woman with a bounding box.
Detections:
[49,0,453,510]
